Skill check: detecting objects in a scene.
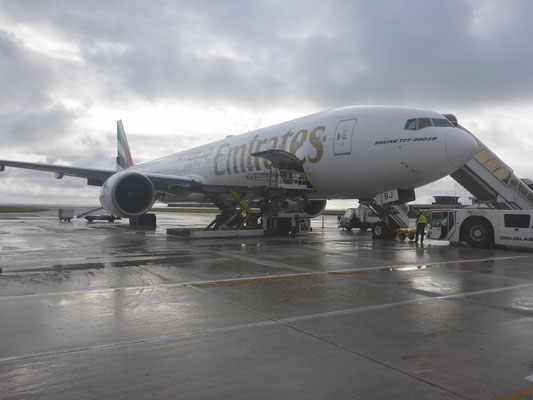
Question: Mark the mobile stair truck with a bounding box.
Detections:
[427,208,533,250]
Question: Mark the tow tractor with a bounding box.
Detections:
[427,208,533,249]
[76,207,122,223]
[395,229,417,241]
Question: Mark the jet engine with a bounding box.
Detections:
[302,199,327,217]
[99,171,156,217]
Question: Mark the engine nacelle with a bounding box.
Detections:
[302,199,327,218]
[99,171,156,217]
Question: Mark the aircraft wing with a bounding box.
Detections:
[0,159,199,190]
[142,173,200,190]
[0,159,115,185]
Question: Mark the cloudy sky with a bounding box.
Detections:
[1,0,532,207]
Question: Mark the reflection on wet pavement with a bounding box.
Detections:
[1,210,533,399]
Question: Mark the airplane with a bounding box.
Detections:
[0,105,477,235]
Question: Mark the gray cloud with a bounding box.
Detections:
[0,30,54,110]
[0,103,79,149]
[2,0,533,109]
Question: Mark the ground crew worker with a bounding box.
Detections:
[415,211,428,243]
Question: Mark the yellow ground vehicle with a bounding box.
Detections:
[396,229,417,241]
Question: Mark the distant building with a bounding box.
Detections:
[409,195,467,217]
[432,196,461,205]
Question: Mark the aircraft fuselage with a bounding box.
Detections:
[131,105,476,200]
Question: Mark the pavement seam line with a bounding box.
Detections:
[1,282,531,364]
[1,254,531,300]
[188,284,470,399]
[282,323,470,399]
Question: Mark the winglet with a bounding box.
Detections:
[116,120,134,171]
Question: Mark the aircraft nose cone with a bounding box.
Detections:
[445,129,477,167]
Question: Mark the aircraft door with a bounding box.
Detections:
[334,118,357,155]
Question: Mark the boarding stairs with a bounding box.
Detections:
[450,124,533,210]
[366,202,410,230]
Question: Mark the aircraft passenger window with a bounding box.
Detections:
[417,118,433,129]
[432,118,453,127]
[405,119,416,130]
[504,214,530,228]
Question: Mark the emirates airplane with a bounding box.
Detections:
[0,105,476,224]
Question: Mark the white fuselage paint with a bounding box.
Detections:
[128,106,476,200]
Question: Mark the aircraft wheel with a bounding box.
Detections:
[372,221,390,239]
[464,219,494,248]
[398,232,406,241]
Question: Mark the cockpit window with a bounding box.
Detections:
[417,118,432,129]
[405,119,416,130]
[404,117,453,130]
[432,118,452,127]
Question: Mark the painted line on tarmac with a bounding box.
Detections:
[214,250,315,274]
[1,282,533,364]
[0,254,532,301]
[496,386,532,400]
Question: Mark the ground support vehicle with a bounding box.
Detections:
[85,215,121,223]
[427,208,533,249]
[396,229,417,241]
[264,212,312,236]
[338,206,378,232]
[58,208,74,222]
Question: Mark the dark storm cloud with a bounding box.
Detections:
[4,0,533,111]
[2,0,533,110]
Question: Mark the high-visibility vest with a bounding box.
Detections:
[417,214,427,224]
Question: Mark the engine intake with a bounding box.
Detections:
[99,171,156,217]
[302,199,327,217]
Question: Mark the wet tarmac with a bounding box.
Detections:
[1,210,533,399]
